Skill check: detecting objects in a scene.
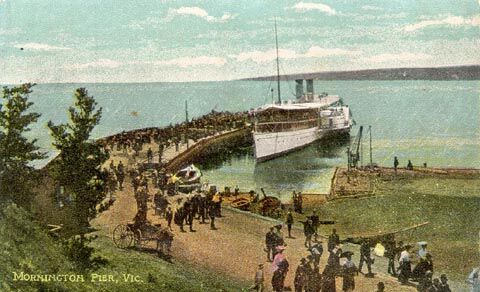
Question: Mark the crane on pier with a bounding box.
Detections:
[348,126,363,169]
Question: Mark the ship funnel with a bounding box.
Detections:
[306,79,314,95]
[295,79,304,99]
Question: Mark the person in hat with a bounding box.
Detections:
[384,234,398,276]
[272,246,287,271]
[300,219,315,248]
[325,243,343,276]
[249,263,265,292]
[328,228,340,252]
[310,209,320,239]
[271,246,289,292]
[376,282,385,292]
[322,258,337,292]
[430,278,442,292]
[394,156,399,174]
[272,225,285,259]
[116,160,125,190]
[165,206,173,230]
[438,274,452,292]
[342,251,358,292]
[398,244,413,284]
[359,238,374,277]
[173,206,186,232]
[418,242,429,259]
[265,227,276,262]
[307,265,322,292]
[417,270,433,292]
[208,201,217,230]
[274,224,285,244]
[413,253,434,281]
[294,258,309,292]
[309,240,323,269]
[286,209,294,238]
[297,192,303,214]
[292,191,298,212]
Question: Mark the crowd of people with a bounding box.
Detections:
[97,110,248,161]
[255,206,460,292]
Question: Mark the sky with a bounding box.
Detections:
[0,0,479,83]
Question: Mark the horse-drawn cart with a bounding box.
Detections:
[112,222,173,257]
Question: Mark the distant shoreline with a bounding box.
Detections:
[3,65,479,85]
[242,64,480,81]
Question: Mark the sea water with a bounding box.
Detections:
[18,80,480,198]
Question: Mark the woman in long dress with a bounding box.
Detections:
[321,266,336,292]
[272,246,289,292]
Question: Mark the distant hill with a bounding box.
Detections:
[243,65,480,81]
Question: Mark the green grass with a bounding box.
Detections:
[0,204,247,292]
[306,176,480,282]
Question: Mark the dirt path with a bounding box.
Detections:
[93,183,415,292]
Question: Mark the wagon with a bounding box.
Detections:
[112,222,173,257]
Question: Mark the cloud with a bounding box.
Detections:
[154,56,227,67]
[364,52,432,63]
[404,15,480,32]
[13,42,70,51]
[361,5,383,11]
[290,2,336,15]
[232,49,299,63]
[304,46,360,57]
[165,7,234,23]
[0,27,22,36]
[232,47,359,64]
[67,59,122,70]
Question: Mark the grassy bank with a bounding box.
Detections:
[0,204,246,291]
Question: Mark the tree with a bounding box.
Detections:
[47,88,109,236]
[0,83,46,210]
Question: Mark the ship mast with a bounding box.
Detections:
[274,18,281,104]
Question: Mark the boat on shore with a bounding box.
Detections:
[252,21,352,162]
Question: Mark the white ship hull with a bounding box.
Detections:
[254,127,324,162]
[253,126,351,162]
[253,105,352,162]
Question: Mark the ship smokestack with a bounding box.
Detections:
[306,79,314,95]
[295,79,304,99]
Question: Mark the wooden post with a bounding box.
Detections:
[369,125,372,169]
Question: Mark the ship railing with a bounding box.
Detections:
[255,118,317,133]
[256,118,317,125]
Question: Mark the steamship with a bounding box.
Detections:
[252,79,352,162]
[252,20,352,162]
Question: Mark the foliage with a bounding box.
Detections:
[62,234,107,272]
[0,83,46,210]
[0,203,74,291]
[47,88,108,235]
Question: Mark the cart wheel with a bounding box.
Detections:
[113,224,134,249]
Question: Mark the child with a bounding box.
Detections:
[250,264,264,291]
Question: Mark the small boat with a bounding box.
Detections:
[171,164,202,193]
[258,188,282,215]
[231,198,251,210]
[174,164,202,184]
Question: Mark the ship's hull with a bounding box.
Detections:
[253,126,350,162]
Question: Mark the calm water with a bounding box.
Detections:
[19,80,480,199]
